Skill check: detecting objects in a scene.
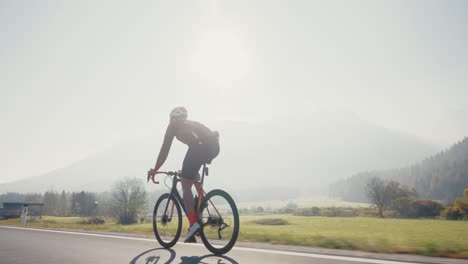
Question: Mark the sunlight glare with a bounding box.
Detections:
[191,30,251,85]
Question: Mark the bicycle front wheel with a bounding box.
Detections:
[199,189,239,255]
[153,193,182,248]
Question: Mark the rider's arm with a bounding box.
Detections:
[154,123,175,172]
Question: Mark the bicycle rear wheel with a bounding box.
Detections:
[199,189,239,255]
[153,193,182,248]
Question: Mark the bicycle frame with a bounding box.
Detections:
[156,164,209,219]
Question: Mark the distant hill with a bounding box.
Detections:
[0,113,437,196]
[330,137,468,202]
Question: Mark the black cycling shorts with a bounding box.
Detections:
[180,141,220,180]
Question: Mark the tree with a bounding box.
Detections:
[43,189,59,216]
[388,183,416,200]
[95,192,113,217]
[256,206,264,214]
[70,191,97,216]
[58,190,68,216]
[365,178,414,217]
[286,201,298,210]
[111,177,147,224]
[366,177,387,217]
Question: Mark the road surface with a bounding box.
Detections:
[0,226,462,264]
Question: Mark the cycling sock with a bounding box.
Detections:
[187,211,197,226]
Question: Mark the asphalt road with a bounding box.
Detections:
[0,226,458,264]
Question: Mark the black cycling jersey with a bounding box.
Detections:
[155,119,220,179]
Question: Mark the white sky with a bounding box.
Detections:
[2,1,467,183]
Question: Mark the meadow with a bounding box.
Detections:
[1,215,467,258]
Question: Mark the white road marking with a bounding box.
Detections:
[0,226,416,264]
[232,247,416,264]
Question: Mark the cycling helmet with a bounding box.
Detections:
[170,107,188,120]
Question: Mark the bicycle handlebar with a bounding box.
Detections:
[147,168,179,184]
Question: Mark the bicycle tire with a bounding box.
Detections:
[153,193,182,248]
[199,189,239,255]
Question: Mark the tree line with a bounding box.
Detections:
[0,177,149,224]
[0,190,101,216]
[365,177,468,219]
[330,137,468,203]
[239,183,468,220]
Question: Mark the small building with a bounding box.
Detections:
[0,202,44,219]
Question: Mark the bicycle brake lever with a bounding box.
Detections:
[147,168,153,182]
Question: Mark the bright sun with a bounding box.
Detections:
[192,30,251,85]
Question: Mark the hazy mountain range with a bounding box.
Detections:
[331,137,468,202]
[0,113,438,196]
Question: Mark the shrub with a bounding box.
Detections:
[250,218,289,225]
[293,207,320,216]
[391,197,413,217]
[293,207,360,217]
[441,199,468,221]
[440,188,468,220]
[274,207,295,214]
[454,198,468,215]
[320,207,358,217]
[410,200,444,218]
[80,216,106,225]
[440,206,463,220]
[383,210,399,218]
[359,208,380,217]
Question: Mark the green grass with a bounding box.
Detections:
[239,215,468,258]
[0,216,154,234]
[1,215,467,258]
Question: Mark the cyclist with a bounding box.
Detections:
[150,107,220,242]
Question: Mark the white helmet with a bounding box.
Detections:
[170,107,188,120]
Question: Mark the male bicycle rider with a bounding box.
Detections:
[150,107,220,242]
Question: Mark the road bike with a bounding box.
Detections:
[147,164,239,255]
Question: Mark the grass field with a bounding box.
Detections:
[235,197,369,210]
[239,215,468,258]
[1,215,467,258]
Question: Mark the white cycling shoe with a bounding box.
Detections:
[184,222,200,242]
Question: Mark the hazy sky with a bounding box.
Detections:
[2,1,467,183]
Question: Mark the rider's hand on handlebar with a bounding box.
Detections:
[147,168,155,182]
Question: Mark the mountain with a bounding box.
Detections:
[330,137,468,202]
[0,113,438,195]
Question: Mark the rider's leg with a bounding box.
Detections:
[180,143,210,242]
[181,172,200,226]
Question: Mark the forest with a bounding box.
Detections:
[331,137,468,203]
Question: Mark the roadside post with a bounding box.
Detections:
[21,206,28,225]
